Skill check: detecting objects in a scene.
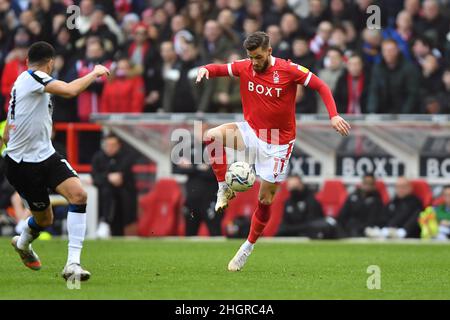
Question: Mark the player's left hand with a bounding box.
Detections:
[331,115,351,136]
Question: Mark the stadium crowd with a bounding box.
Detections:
[1,0,450,120]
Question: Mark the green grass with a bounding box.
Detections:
[1,237,450,299]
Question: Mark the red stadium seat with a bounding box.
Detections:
[316,179,348,217]
[411,180,433,207]
[264,181,290,237]
[376,180,390,205]
[221,180,261,234]
[138,179,184,237]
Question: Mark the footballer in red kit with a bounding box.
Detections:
[196,31,351,272]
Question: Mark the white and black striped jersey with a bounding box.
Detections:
[4,70,56,163]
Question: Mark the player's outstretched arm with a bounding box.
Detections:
[307,73,351,136]
[45,65,110,98]
[196,63,234,83]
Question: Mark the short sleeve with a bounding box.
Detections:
[228,59,249,78]
[288,62,313,87]
[28,70,54,93]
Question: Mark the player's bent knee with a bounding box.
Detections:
[69,190,88,205]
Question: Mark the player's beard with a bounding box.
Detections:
[253,58,270,73]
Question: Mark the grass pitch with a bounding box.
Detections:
[1,237,449,300]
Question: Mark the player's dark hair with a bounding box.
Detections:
[28,41,55,65]
[443,185,450,191]
[244,31,270,51]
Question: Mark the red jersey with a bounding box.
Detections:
[205,56,338,145]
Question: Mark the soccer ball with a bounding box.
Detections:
[225,161,256,192]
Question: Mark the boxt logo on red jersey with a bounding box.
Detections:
[248,81,282,97]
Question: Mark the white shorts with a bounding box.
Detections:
[235,121,295,183]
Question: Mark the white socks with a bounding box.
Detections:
[218,181,227,189]
[17,217,40,250]
[67,211,87,265]
[241,240,254,253]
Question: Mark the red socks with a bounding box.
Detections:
[248,202,271,244]
[205,138,227,182]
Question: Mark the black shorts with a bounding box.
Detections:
[4,152,78,211]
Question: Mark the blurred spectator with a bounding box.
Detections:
[241,15,262,44]
[212,52,242,113]
[436,68,450,114]
[217,9,240,46]
[100,58,145,114]
[316,47,344,114]
[367,39,420,113]
[419,185,450,240]
[229,0,247,32]
[309,20,333,60]
[415,0,449,49]
[277,175,337,239]
[266,25,290,59]
[0,0,19,30]
[152,7,171,42]
[125,22,159,76]
[342,20,358,51]
[361,28,382,67]
[382,11,414,61]
[404,0,421,24]
[337,173,384,237]
[329,26,348,53]
[200,20,234,62]
[367,177,423,239]
[173,122,222,236]
[292,36,318,113]
[76,5,119,58]
[159,41,179,112]
[171,14,194,56]
[184,0,206,38]
[280,12,302,46]
[75,38,112,121]
[77,1,123,45]
[302,0,328,37]
[295,84,317,114]
[163,41,202,112]
[420,54,443,102]
[334,54,369,114]
[91,134,137,237]
[1,26,29,113]
[412,36,442,68]
[263,0,293,30]
[291,36,316,71]
[327,0,353,25]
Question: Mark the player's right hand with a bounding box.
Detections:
[93,65,110,77]
[331,115,351,136]
[196,67,209,83]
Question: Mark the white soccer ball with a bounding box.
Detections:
[225,161,256,192]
